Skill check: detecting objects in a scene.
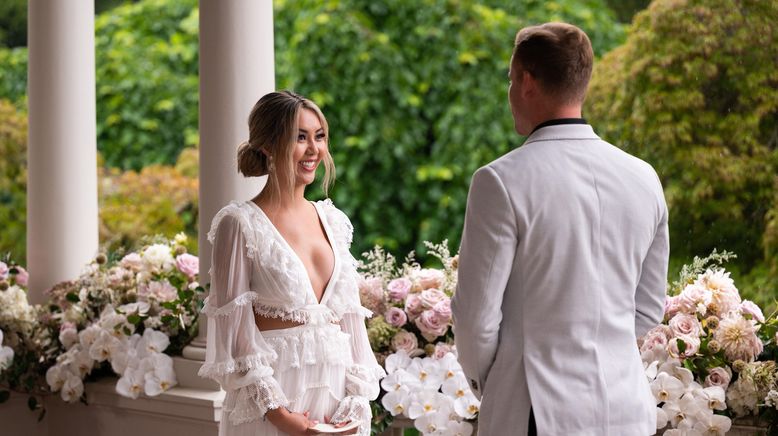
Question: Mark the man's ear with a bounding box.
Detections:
[521,70,536,99]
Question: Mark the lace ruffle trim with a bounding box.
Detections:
[207,202,260,259]
[224,377,289,425]
[200,292,259,317]
[198,352,277,380]
[264,325,353,371]
[252,303,340,325]
[330,395,372,436]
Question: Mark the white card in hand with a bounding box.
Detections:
[310,420,360,433]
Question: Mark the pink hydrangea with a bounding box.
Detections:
[433,342,455,359]
[140,280,178,302]
[384,307,408,328]
[359,276,385,315]
[120,253,143,272]
[387,278,412,302]
[175,253,199,279]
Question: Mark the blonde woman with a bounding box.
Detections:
[199,91,384,436]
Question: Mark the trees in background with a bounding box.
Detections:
[587,0,778,307]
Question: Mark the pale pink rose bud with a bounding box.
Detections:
[405,294,424,321]
[384,307,408,328]
[391,330,418,354]
[419,288,447,310]
[414,268,445,290]
[433,342,454,359]
[175,253,199,279]
[432,298,452,323]
[704,367,732,389]
[739,300,765,323]
[415,309,449,341]
[387,278,412,302]
[14,266,28,287]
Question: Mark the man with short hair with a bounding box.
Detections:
[452,22,668,435]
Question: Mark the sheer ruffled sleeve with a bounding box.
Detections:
[198,208,289,424]
[330,313,386,435]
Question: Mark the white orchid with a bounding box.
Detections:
[58,325,79,350]
[407,390,451,420]
[663,394,704,429]
[437,352,463,381]
[116,367,147,399]
[67,345,94,378]
[141,328,170,354]
[700,386,726,411]
[414,411,450,435]
[385,350,413,374]
[446,420,474,436]
[692,413,731,436]
[651,372,685,403]
[143,354,177,396]
[111,344,140,375]
[644,360,659,381]
[381,368,415,393]
[381,386,411,416]
[88,330,122,362]
[442,373,480,419]
[406,357,445,391]
[78,324,102,349]
[45,364,68,392]
[657,406,669,430]
[0,329,13,371]
[60,372,84,402]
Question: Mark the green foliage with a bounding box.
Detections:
[94,0,199,169]
[99,163,199,255]
[0,48,27,106]
[603,0,651,23]
[0,99,27,261]
[276,0,625,256]
[0,0,27,48]
[586,0,778,307]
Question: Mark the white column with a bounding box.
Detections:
[27,0,98,304]
[181,0,274,365]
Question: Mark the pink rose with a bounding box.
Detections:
[433,342,454,360]
[668,335,700,358]
[384,307,408,328]
[419,288,447,309]
[120,253,143,272]
[669,313,703,338]
[14,266,28,287]
[391,330,419,354]
[432,298,452,324]
[664,295,683,318]
[413,268,445,290]
[175,253,199,279]
[0,261,7,279]
[639,331,668,354]
[704,367,732,390]
[415,309,449,341]
[678,284,712,315]
[387,278,412,302]
[404,294,424,321]
[739,300,765,323]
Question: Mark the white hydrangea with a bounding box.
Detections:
[141,244,175,273]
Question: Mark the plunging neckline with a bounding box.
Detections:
[248,200,339,305]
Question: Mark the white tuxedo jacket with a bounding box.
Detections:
[452,124,668,436]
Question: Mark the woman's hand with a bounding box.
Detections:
[324,415,359,435]
[266,408,321,436]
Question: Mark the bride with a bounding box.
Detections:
[198,91,384,436]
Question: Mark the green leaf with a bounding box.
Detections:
[66,292,80,303]
[127,314,141,325]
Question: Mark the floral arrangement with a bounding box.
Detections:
[358,241,479,436]
[640,250,778,435]
[0,234,203,416]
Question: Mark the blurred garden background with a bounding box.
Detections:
[0,0,776,309]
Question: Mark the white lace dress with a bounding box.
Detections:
[198,199,385,436]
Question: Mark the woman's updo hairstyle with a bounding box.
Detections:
[237,90,335,202]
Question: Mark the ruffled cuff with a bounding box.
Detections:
[330,395,371,436]
[345,364,386,400]
[227,376,289,425]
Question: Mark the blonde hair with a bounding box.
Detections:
[237,91,335,203]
